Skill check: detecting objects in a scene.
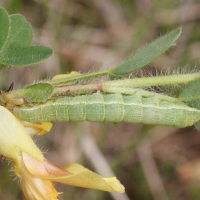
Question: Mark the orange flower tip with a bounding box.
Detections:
[23,153,72,178]
[20,170,59,200]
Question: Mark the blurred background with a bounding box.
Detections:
[0,0,200,199]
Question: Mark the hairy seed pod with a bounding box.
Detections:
[14,93,200,128]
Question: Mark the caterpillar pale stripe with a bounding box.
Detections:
[14,93,200,128]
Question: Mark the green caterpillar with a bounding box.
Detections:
[14,92,200,128]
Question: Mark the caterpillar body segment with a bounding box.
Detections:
[15,93,200,128]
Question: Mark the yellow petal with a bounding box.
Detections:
[23,153,124,193]
[52,71,80,81]
[20,120,53,136]
[0,106,43,175]
[49,163,125,193]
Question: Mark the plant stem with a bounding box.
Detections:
[53,83,103,96]
[53,80,178,102]
[52,73,200,97]
[104,73,200,88]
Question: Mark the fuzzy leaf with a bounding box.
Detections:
[0,14,33,54]
[179,78,200,104]
[0,7,9,51]
[179,78,200,130]
[0,64,8,71]
[23,83,54,101]
[11,83,54,101]
[112,28,181,75]
[0,46,53,66]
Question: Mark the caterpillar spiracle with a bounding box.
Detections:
[13,92,200,128]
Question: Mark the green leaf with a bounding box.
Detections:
[178,78,200,131]
[0,64,8,71]
[194,121,200,132]
[178,78,200,115]
[0,46,53,66]
[0,7,9,51]
[112,28,182,75]
[179,78,200,103]
[11,83,54,101]
[194,121,200,130]
[0,14,33,54]
[23,83,54,100]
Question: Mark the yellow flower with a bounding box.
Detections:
[0,105,124,199]
[20,119,53,136]
[20,152,124,200]
[0,105,43,176]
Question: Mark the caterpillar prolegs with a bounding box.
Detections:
[14,93,200,128]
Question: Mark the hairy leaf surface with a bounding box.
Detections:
[113,28,181,75]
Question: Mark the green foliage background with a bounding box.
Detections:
[1,0,200,200]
